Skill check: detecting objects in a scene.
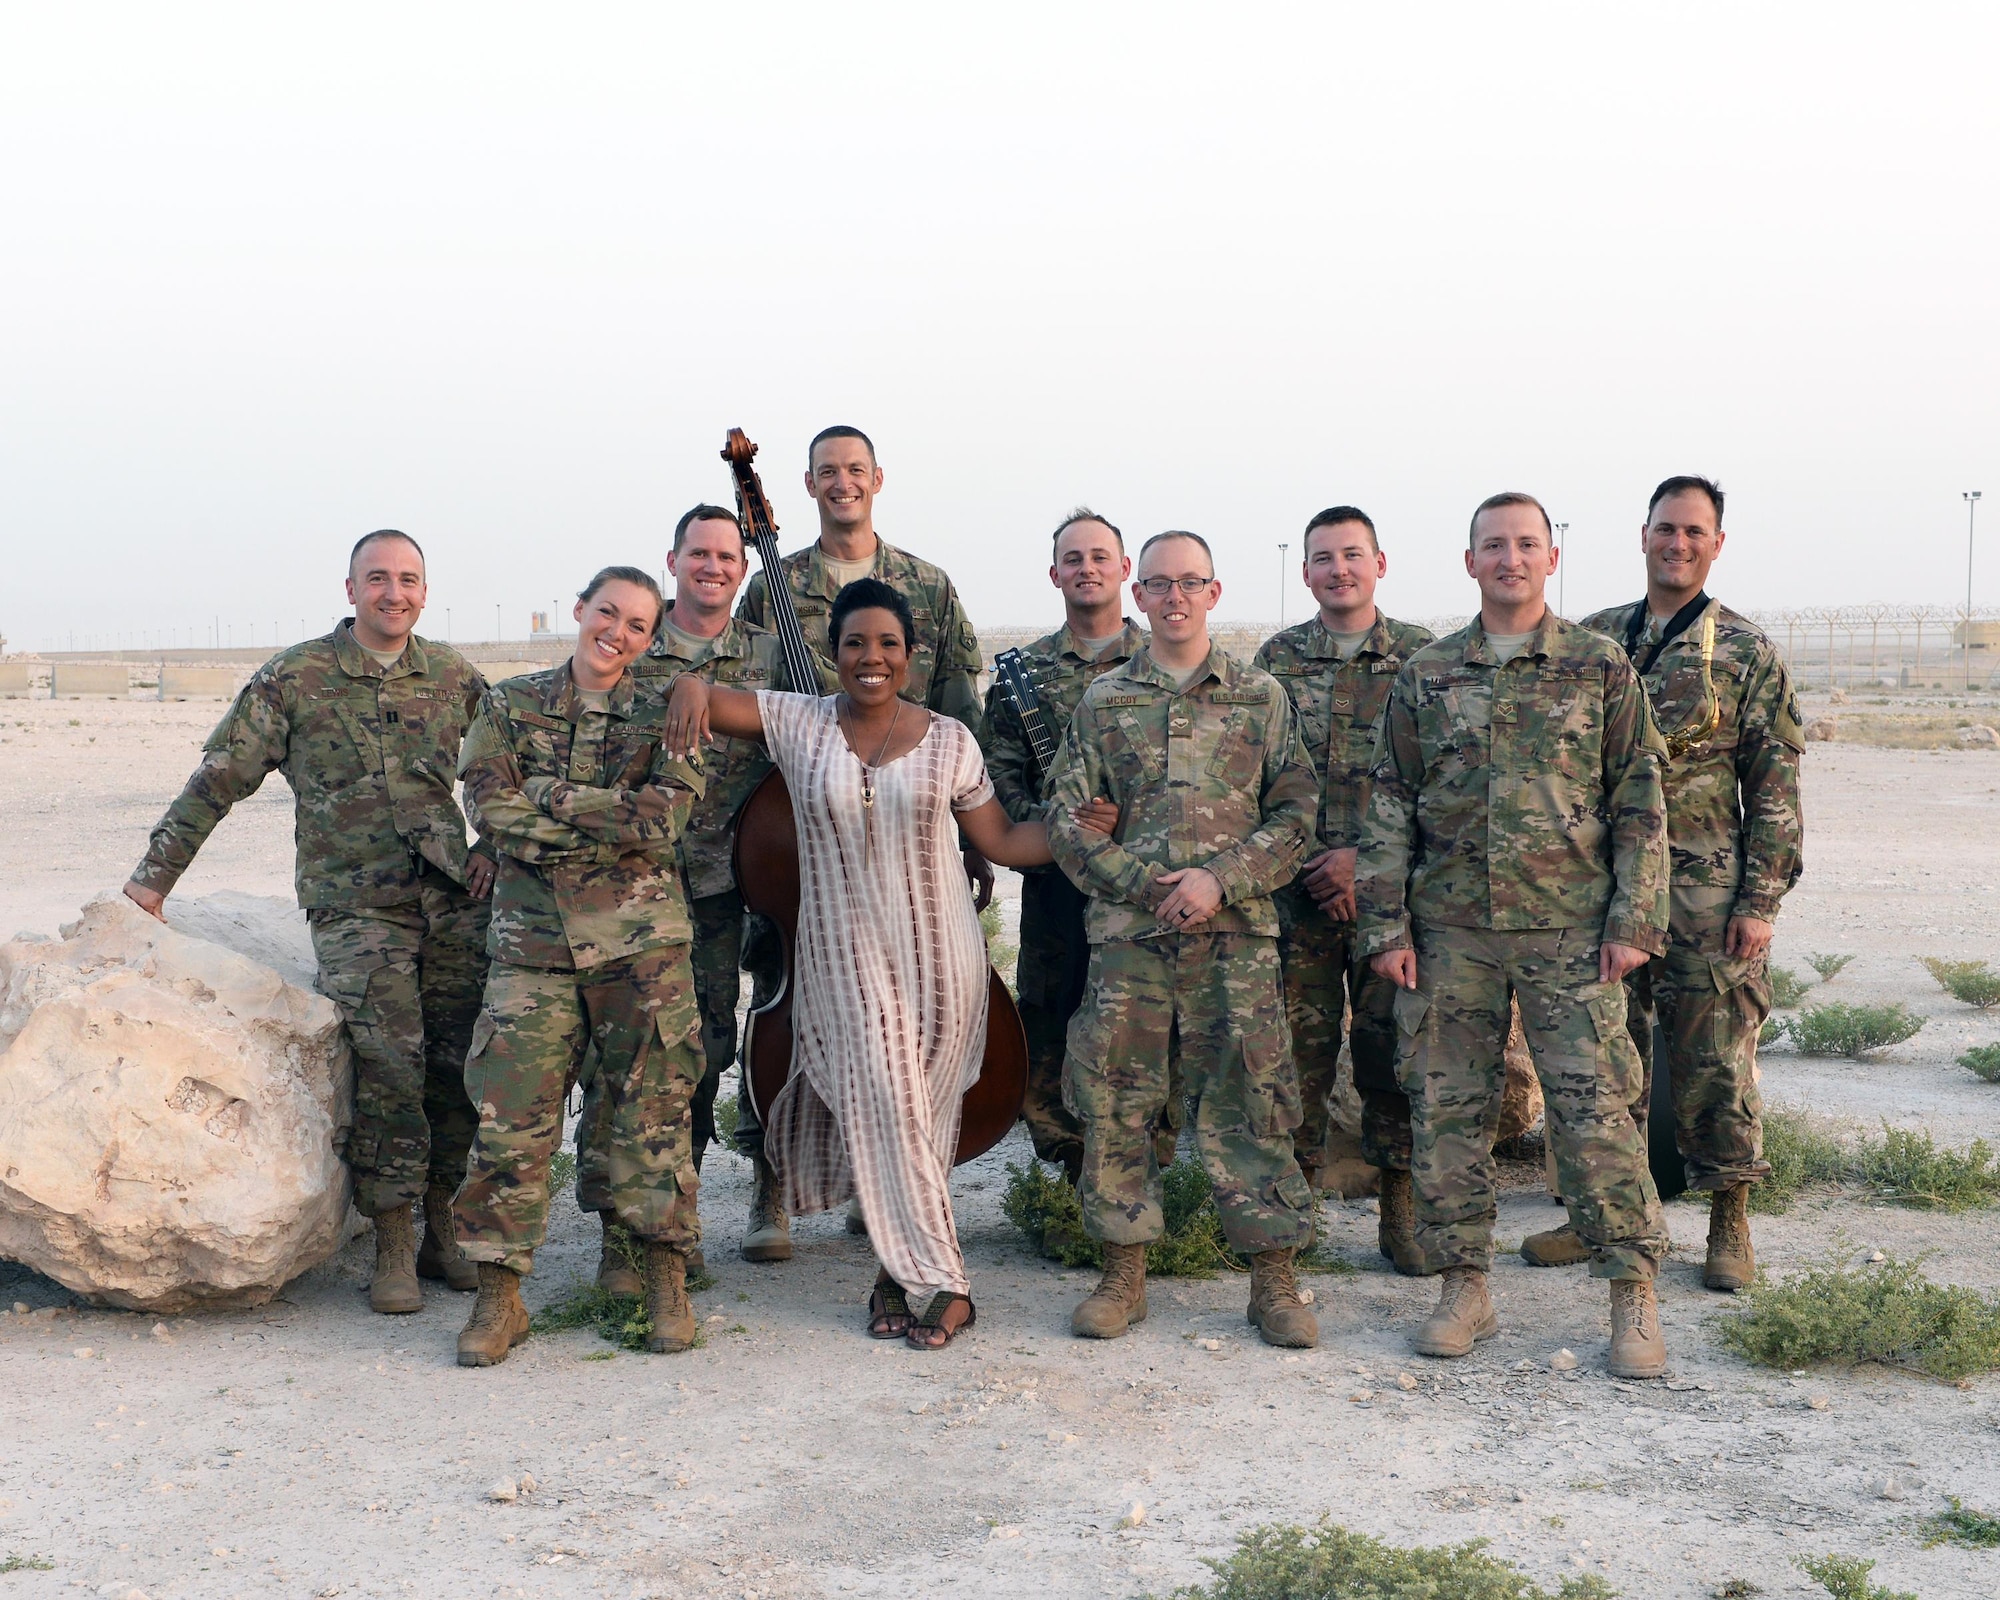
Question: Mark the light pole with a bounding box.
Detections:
[446,607,452,641]
[1966,492,1983,690]
[1278,542,1289,630]
[1554,522,1570,616]
[495,604,502,642]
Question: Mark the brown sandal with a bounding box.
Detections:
[906,1291,976,1350]
[866,1274,913,1339]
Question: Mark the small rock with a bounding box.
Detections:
[518,1472,536,1494]
[1199,1338,1221,1351]
[1868,1250,1886,1263]
[1396,1372,1420,1392]
[1807,1395,1830,1411]
[1880,1478,1905,1502]
[489,1478,518,1503]
[1803,716,1837,742]
[1350,1390,1374,1403]
[909,1401,930,1415]
[1956,724,2000,749]
[1512,1488,1527,1503]
[1121,1501,1147,1528]
[151,1322,171,1341]
[1297,1287,1314,1305]
[73,1347,94,1359]
[10,1301,26,1315]
[1549,1349,1579,1372]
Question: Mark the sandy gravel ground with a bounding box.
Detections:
[2,697,1999,1599]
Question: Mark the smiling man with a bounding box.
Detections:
[125,531,495,1315]
[1521,476,1804,1291]
[1254,507,1434,1268]
[978,508,1148,1183]
[1046,532,1322,1349]
[1358,493,1672,1378]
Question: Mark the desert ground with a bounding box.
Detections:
[2,689,1998,1600]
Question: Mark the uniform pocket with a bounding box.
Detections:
[1238,1026,1303,1138]
[1709,955,1772,1043]
[1392,985,1432,1040]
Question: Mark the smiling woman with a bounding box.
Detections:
[662,579,1094,1350]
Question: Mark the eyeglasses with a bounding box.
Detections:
[1137,576,1215,595]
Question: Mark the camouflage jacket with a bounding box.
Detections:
[978,616,1148,878]
[630,603,787,900]
[1253,611,1436,854]
[458,663,706,970]
[1045,643,1318,943]
[737,536,983,730]
[131,623,490,910]
[1356,613,1671,957]
[1581,598,1805,924]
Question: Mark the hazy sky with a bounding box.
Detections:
[5,3,1997,653]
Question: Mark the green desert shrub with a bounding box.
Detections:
[1166,1519,1618,1600]
[1768,964,1812,1008]
[1920,957,2000,1008]
[1752,1107,1851,1214]
[1960,1043,2000,1083]
[1782,1002,1924,1058]
[1004,1158,1234,1277]
[1808,952,1856,981]
[1718,1251,2000,1382]
[980,902,1018,991]
[1917,1496,2000,1549]
[1857,1127,2000,1210]
[1793,1553,1915,1600]
[548,1148,577,1195]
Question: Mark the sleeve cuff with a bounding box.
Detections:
[1604,916,1668,957]
[1358,922,1411,957]
[1730,894,1783,923]
[128,857,184,895]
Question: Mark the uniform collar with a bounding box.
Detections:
[543,659,637,721]
[1462,610,1563,667]
[332,619,428,679]
[649,601,744,663]
[796,534,905,600]
[1127,640,1233,694]
[1304,611,1398,660]
[1054,616,1147,664]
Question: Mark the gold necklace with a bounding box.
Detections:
[842,695,903,809]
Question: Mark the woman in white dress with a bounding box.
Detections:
[665,579,1105,1348]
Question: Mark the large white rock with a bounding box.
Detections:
[0,891,354,1311]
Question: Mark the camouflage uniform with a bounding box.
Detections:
[737,537,984,731]
[453,663,707,1275]
[978,617,1150,1177]
[130,623,491,1217]
[1357,614,1672,1280]
[1255,612,1435,1174]
[576,607,791,1210]
[1581,598,1804,1190]
[1046,645,1319,1253]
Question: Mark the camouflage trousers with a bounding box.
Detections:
[1277,886,1409,1173]
[1063,932,1314,1255]
[1016,869,1091,1178]
[1396,923,1666,1281]
[307,870,489,1217]
[1626,887,1774,1191]
[456,945,704,1275]
[576,892,782,1209]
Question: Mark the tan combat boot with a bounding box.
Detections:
[595,1216,643,1297]
[1412,1266,1498,1358]
[644,1242,697,1354]
[1377,1168,1427,1277]
[1703,1183,1755,1293]
[1247,1248,1319,1348]
[1520,1221,1591,1268]
[1608,1277,1668,1378]
[1071,1242,1147,1339]
[416,1182,478,1291]
[369,1203,422,1314]
[741,1154,794,1263]
[456,1263,530,1367]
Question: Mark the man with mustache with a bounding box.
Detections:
[1254,507,1434,1271]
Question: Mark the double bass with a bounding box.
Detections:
[720,429,1028,1163]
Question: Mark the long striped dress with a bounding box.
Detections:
[756,691,993,1302]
